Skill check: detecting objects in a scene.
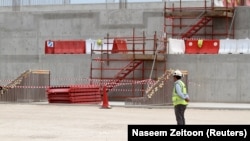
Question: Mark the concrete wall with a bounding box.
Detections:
[0,2,250,103]
[167,54,250,103]
[2,54,250,103]
[0,2,213,55]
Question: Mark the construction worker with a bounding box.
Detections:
[172,69,190,125]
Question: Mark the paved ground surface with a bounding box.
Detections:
[1,102,250,141]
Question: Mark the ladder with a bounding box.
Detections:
[105,60,143,91]
[181,17,212,38]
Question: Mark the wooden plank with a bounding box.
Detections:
[31,70,50,74]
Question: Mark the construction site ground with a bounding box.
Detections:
[1,102,250,141]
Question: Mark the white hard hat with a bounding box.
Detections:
[173,69,182,77]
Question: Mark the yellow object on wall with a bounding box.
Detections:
[97,39,102,46]
[198,39,203,48]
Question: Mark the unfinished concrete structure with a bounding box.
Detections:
[0,1,250,104]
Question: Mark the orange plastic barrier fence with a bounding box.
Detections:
[111,38,128,53]
[185,39,220,54]
[45,40,86,54]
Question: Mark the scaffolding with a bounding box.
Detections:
[90,28,166,101]
[163,0,235,41]
[88,0,236,104]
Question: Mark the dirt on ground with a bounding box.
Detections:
[0,103,250,141]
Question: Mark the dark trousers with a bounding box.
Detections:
[174,104,187,125]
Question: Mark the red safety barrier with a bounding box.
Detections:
[184,39,219,54]
[45,40,86,54]
[111,38,128,53]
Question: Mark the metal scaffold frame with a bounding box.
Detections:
[163,0,235,41]
[90,28,166,101]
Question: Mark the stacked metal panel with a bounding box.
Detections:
[46,85,102,104]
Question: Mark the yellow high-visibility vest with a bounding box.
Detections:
[172,80,188,106]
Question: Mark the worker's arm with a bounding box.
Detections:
[175,83,189,100]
